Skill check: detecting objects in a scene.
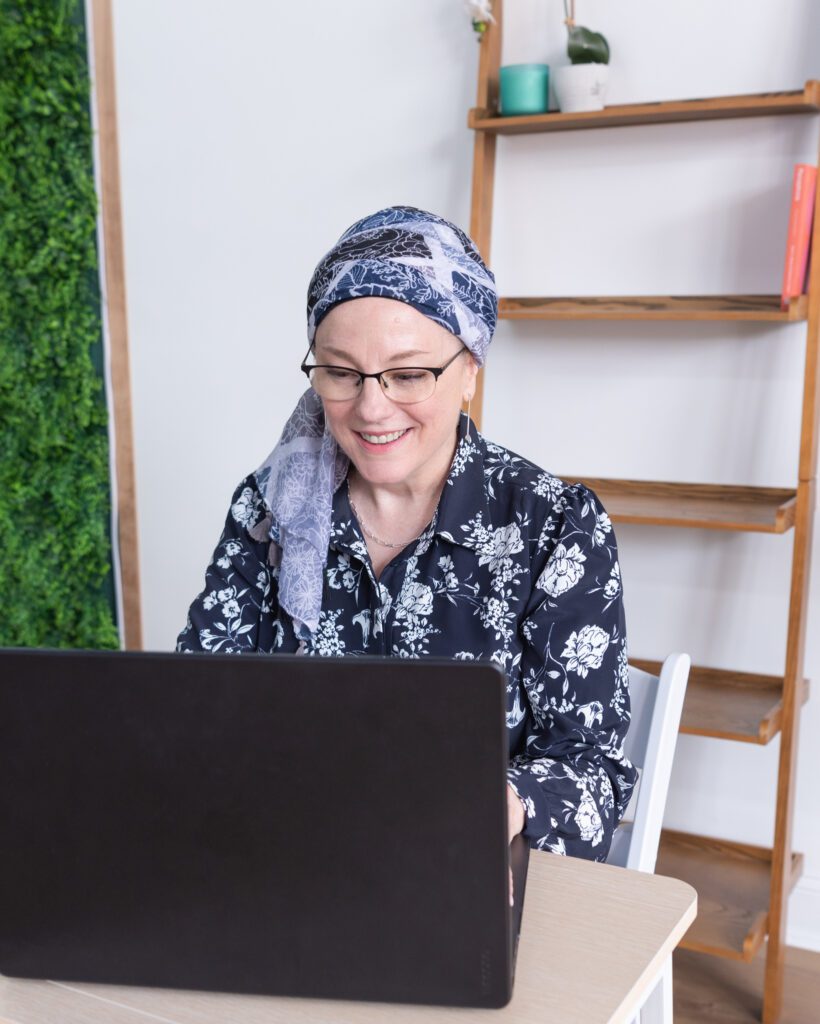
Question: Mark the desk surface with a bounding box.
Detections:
[0,853,696,1024]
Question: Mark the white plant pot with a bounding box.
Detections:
[553,63,610,113]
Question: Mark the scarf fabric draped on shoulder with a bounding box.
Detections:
[254,205,498,640]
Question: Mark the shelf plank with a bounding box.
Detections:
[560,477,797,533]
[469,81,820,135]
[655,830,804,961]
[631,659,810,744]
[498,295,808,321]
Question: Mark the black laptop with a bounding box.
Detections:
[0,648,529,1009]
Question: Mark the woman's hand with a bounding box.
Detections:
[506,784,526,906]
[507,783,526,841]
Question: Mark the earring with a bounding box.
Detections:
[465,397,472,441]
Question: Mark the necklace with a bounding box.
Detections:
[347,481,433,549]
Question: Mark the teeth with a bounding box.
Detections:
[360,429,407,444]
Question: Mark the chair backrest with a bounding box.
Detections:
[606,653,690,873]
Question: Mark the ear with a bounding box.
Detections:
[462,353,479,402]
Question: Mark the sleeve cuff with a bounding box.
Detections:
[507,767,556,845]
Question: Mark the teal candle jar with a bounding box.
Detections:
[499,63,550,116]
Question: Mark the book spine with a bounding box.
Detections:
[781,163,818,309]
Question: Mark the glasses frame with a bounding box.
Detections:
[299,346,467,404]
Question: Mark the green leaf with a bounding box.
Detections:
[567,25,610,65]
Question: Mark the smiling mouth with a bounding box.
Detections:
[357,429,409,445]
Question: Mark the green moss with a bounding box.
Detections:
[0,0,119,648]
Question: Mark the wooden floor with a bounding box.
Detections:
[675,946,820,1023]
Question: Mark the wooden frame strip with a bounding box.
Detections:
[88,0,142,649]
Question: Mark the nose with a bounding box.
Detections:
[354,375,396,420]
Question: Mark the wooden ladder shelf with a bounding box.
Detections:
[467,4,819,1021]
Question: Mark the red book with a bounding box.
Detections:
[780,163,817,309]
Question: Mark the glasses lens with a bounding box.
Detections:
[308,366,362,400]
[381,368,436,404]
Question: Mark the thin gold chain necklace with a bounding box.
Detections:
[347,480,435,549]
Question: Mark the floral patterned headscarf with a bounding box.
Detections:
[254,205,498,640]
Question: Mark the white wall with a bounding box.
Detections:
[110,0,820,948]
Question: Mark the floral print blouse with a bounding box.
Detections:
[177,418,637,861]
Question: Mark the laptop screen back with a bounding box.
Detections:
[0,648,522,1008]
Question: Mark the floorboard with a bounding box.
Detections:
[674,946,820,1023]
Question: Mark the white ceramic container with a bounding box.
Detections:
[553,63,610,113]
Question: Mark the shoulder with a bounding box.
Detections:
[479,433,605,517]
[476,435,617,571]
[219,473,277,545]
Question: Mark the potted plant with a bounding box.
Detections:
[465,0,495,42]
[553,1,610,113]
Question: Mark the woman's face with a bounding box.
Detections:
[312,297,478,491]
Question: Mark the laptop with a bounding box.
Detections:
[0,648,530,1009]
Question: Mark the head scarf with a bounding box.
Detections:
[255,205,497,640]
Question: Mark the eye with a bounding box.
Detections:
[324,367,360,381]
[387,370,429,384]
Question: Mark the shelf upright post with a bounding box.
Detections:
[763,125,820,1024]
[467,0,502,431]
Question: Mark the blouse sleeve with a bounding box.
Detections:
[506,483,638,861]
[176,476,281,654]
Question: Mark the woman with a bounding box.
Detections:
[177,205,637,868]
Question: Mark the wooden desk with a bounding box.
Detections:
[0,853,695,1024]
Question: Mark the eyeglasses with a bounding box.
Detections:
[300,346,467,404]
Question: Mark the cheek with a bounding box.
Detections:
[415,391,463,438]
[320,402,347,441]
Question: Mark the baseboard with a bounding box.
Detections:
[787,874,820,952]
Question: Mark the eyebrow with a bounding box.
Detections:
[318,345,432,363]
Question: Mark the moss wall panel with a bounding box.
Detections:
[0,0,119,648]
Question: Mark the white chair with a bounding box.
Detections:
[606,653,691,1024]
